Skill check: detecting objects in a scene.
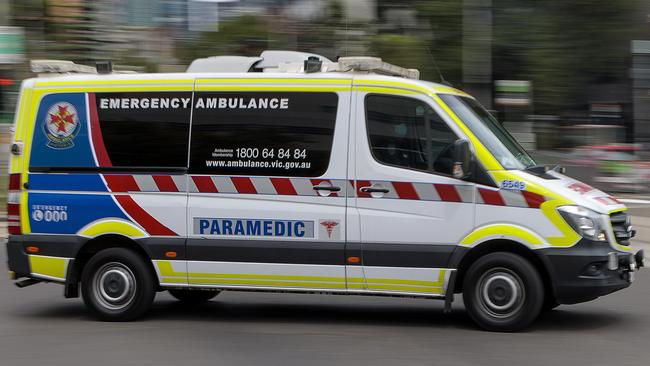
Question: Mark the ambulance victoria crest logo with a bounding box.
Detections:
[43,102,80,149]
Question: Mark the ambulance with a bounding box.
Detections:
[5,51,644,331]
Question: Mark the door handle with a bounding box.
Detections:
[359,185,389,194]
[313,185,341,192]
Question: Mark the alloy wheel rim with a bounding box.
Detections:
[476,267,525,319]
[92,262,137,311]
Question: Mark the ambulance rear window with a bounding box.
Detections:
[95,92,192,168]
[29,91,192,171]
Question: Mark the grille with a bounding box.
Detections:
[610,211,632,246]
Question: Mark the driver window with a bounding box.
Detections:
[366,94,459,176]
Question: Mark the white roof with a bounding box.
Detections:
[24,50,468,96]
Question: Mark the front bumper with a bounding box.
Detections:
[539,239,643,304]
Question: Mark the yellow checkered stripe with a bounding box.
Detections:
[156,261,446,295]
[28,255,70,281]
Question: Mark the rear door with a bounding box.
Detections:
[186,77,352,291]
[25,86,192,283]
[349,88,476,296]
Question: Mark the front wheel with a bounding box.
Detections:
[81,248,156,321]
[542,296,560,312]
[463,252,544,332]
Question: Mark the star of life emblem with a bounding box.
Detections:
[43,102,80,149]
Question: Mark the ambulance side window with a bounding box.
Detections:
[365,94,458,176]
[189,92,338,177]
[95,92,192,168]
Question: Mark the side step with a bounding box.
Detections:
[15,278,41,288]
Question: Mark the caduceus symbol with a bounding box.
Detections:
[320,220,339,238]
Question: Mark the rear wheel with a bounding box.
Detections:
[463,252,544,332]
[81,248,156,321]
[168,289,220,303]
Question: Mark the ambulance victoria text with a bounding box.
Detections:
[5,53,644,332]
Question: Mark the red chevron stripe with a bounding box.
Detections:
[231,177,257,194]
[192,176,217,193]
[521,191,546,208]
[270,178,297,195]
[392,181,419,200]
[522,191,545,208]
[479,188,505,206]
[114,195,176,236]
[152,175,178,192]
[104,175,139,192]
[434,184,461,202]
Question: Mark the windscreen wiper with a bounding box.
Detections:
[523,164,563,179]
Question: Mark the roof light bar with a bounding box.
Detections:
[186,51,420,79]
[337,57,420,79]
[30,60,97,75]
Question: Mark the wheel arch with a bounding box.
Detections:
[449,239,554,302]
[65,234,159,297]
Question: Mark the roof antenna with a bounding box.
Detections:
[344,5,349,57]
[426,45,452,87]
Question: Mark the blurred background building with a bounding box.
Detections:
[2,0,650,190]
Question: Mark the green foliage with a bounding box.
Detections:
[369,34,435,81]
[416,0,463,84]
[494,0,647,114]
[12,0,648,118]
[294,0,346,59]
[176,15,270,64]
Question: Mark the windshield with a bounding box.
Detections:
[439,94,536,170]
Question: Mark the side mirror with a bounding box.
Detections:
[452,139,472,179]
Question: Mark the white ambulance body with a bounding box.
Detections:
[5,52,643,331]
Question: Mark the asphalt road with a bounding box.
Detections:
[1,226,650,365]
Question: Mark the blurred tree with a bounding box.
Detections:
[369,34,435,80]
[295,0,345,58]
[415,0,463,84]
[43,1,101,62]
[494,0,647,115]
[175,15,270,64]
[294,0,370,60]
[9,0,47,61]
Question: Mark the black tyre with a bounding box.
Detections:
[168,289,220,303]
[542,296,560,312]
[463,252,544,332]
[81,248,156,321]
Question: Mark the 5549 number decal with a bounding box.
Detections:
[500,180,526,191]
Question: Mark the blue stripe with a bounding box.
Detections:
[28,173,107,192]
[28,193,128,234]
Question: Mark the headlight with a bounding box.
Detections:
[557,205,607,241]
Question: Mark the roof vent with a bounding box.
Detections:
[186,56,263,73]
[256,50,332,70]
